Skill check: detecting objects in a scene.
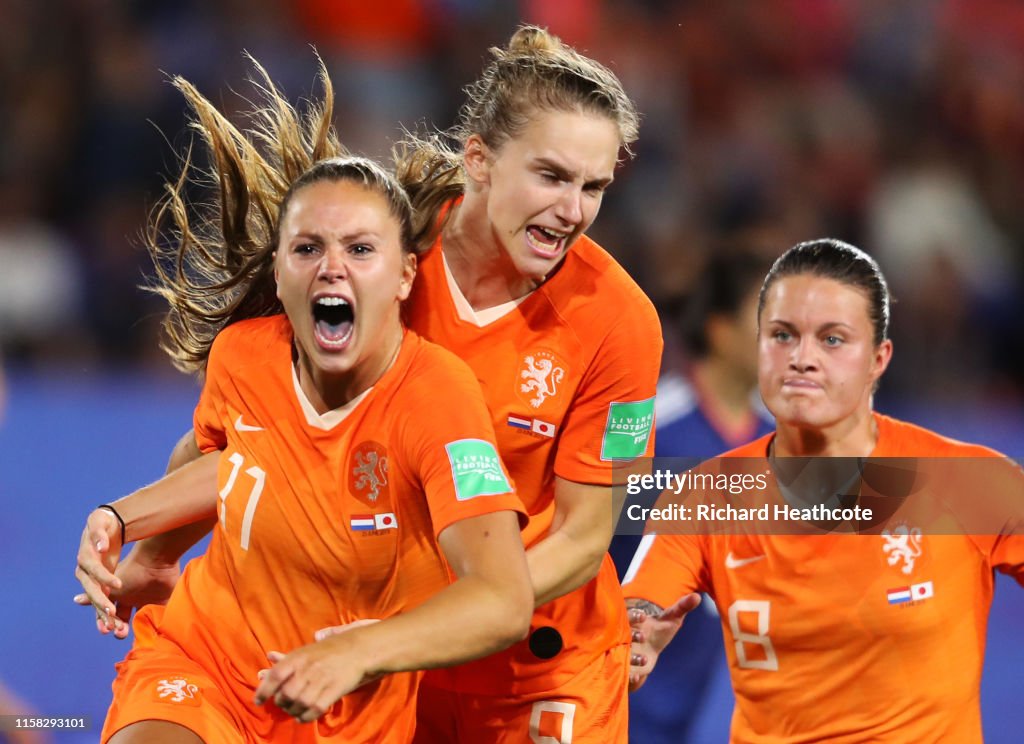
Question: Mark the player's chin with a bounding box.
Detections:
[515,251,562,282]
[314,351,357,377]
[782,409,839,432]
[772,399,821,426]
[300,334,355,375]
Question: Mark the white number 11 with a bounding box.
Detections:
[218,452,266,550]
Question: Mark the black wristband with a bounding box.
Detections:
[97,504,127,546]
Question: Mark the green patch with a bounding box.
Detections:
[601,398,655,460]
[445,439,512,501]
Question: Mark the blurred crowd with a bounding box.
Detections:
[1,0,1022,409]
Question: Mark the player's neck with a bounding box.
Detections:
[773,409,879,458]
[294,328,404,413]
[443,199,541,310]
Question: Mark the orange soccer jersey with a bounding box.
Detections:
[405,229,663,697]
[623,414,1024,743]
[102,317,524,743]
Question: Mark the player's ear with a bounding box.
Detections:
[398,252,417,301]
[871,338,893,381]
[463,135,491,187]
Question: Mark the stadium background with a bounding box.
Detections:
[0,1,1021,741]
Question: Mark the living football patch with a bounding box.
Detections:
[445,439,512,501]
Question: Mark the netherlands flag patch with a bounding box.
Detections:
[887,581,933,605]
[507,415,557,438]
[350,515,375,531]
[507,415,531,430]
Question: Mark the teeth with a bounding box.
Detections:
[315,328,353,348]
[537,227,565,240]
[315,297,349,306]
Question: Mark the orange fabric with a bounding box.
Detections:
[624,413,1024,743]
[413,642,629,744]
[105,607,415,743]
[106,317,524,742]
[406,230,662,702]
[103,636,245,743]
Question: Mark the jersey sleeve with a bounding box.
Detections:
[959,455,1024,586]
[554,297,663,485]
[400,354,526,538]
[620,533,708,609]
[989,533,1024,585]
[985,457,1024,585]
[193,330,232,453]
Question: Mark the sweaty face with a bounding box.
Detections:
[477,110,620,281]
[758,275,891,431]
[274,180,414,399]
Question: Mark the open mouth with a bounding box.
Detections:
[526,225,568,258]
[312,296,354,349]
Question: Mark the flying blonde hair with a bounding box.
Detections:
[146,57,411,373]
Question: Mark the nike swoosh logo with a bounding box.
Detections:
[725,552,765,569]
[234,415,264,432]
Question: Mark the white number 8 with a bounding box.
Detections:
[528,701,575,744]
[728,599,779,671]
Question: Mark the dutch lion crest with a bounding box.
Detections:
[882,523,923,575]
[156,678,199,704]
[519,351,566,409]
[353,450,388,502]
[349,441,390,507]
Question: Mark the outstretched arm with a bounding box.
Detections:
[135,430,218,562]
[73,429,218,637]
[254,509,532,722]
[132,429,218,564]
[73,450,220,635]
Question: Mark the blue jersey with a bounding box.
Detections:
[653,373,774,459]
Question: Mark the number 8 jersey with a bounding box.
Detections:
[623,414,1024,744]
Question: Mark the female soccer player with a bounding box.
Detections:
[74,68,531,743]
[623,239,1024,743]
[80,26,661,742]
[393,26,660,743]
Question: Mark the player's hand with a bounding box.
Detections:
[627,593,701,691]
[73,543,181,639]
[73,509,125,637]
[256,619,381,682]
[253,633,377,723]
